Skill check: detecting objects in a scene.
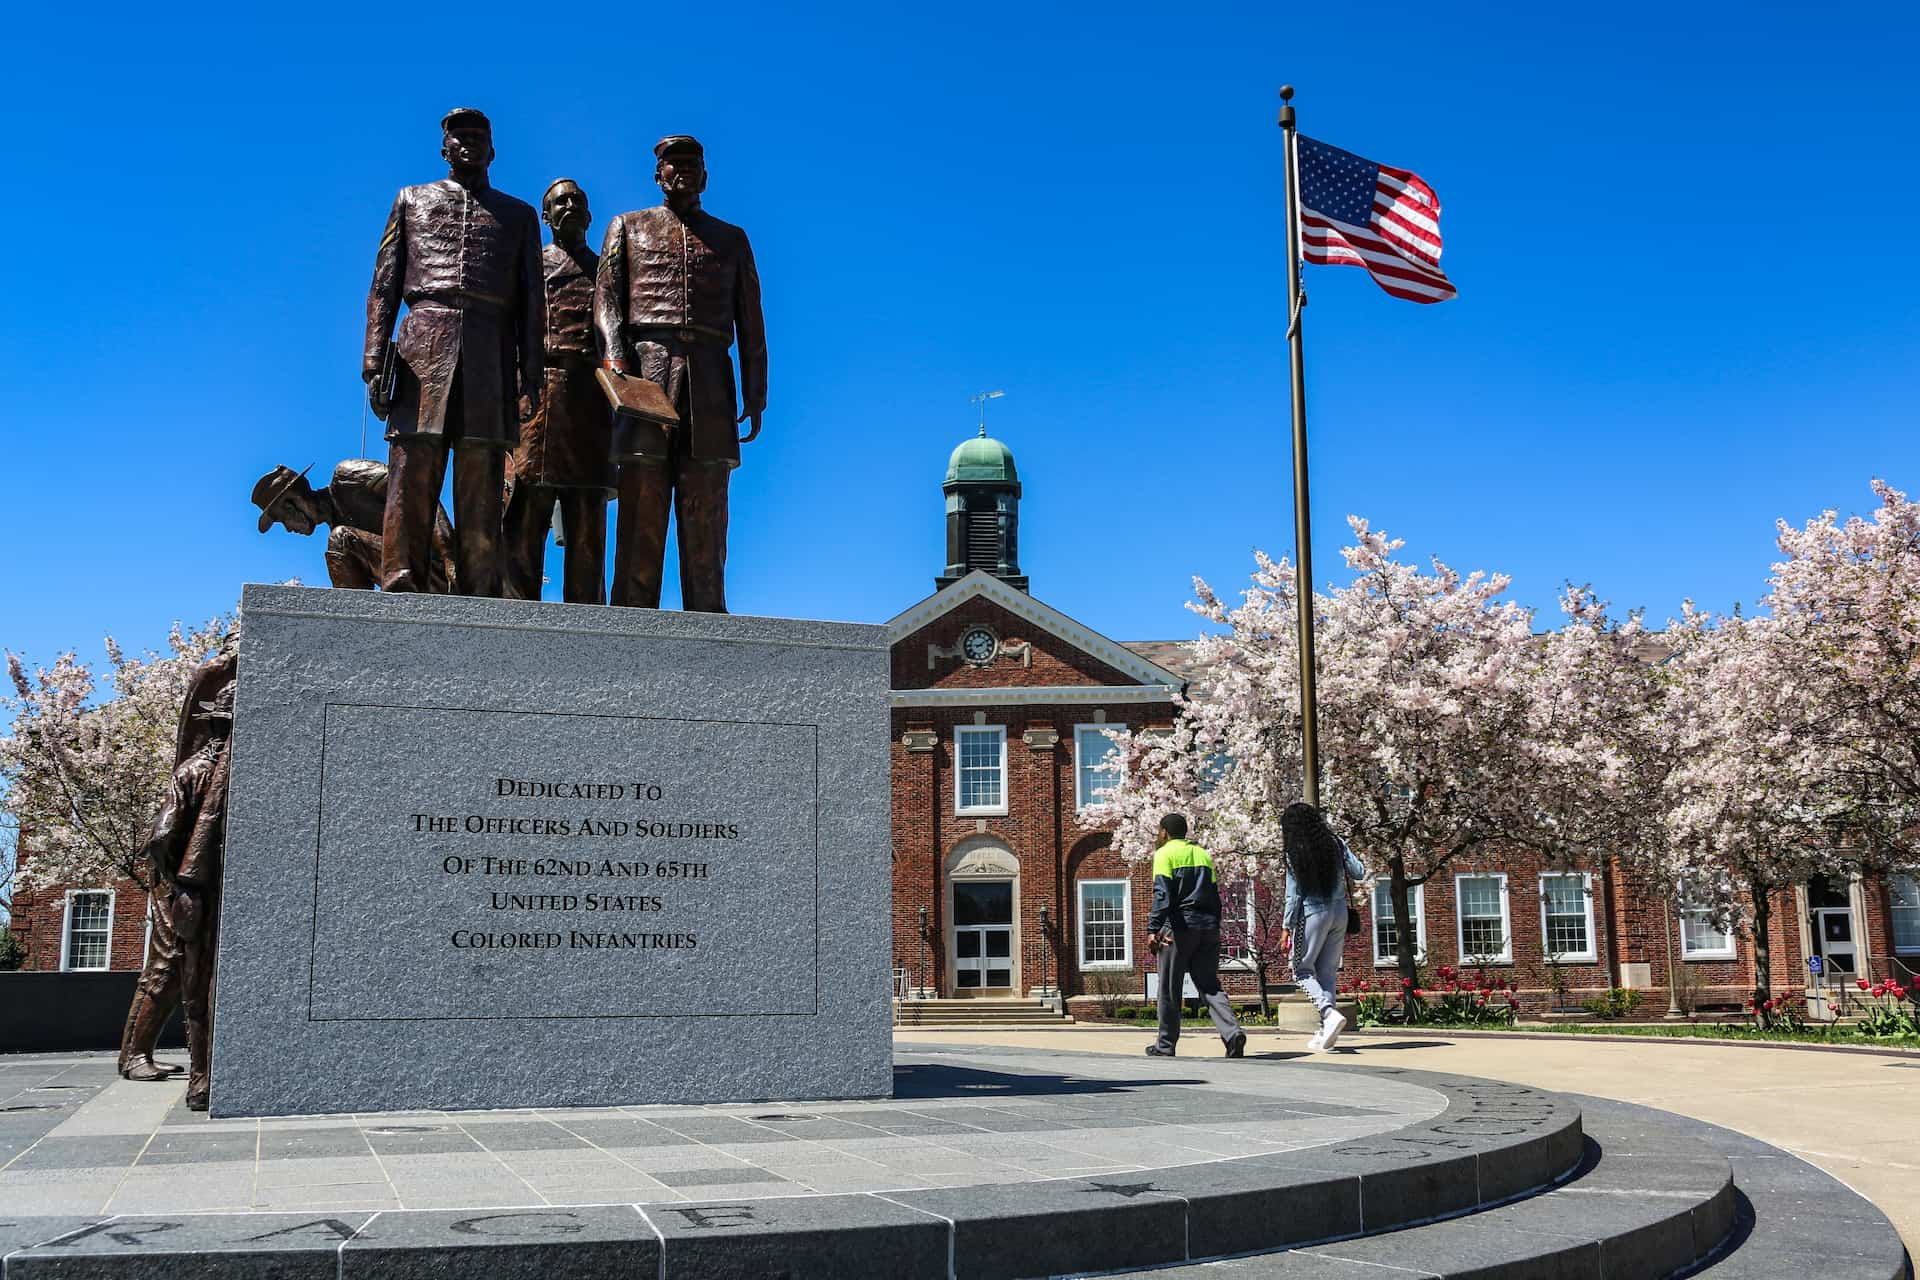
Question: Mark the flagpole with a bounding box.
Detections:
[1277,85,1323,810]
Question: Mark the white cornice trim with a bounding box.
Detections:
[891,685,1177,708]
[887,571,1188,690]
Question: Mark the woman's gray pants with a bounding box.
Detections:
[1291,910,1346,1014]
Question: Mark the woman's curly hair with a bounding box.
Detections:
[1281,801,1344,899]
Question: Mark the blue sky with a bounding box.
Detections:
[2,2,1915,669]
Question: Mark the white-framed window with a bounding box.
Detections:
[1372,879,1427,966]
[1888,875,1920,953]
[1539,872,1597,963]
[1454,873,1512,964]
[1218,877,1260,967]
[1678,895,1736,960]
[60,890,115,972]
[1077,879,1132,968]
[1073,724,1124,810]
[954,726,1008,815]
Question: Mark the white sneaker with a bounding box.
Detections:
[1319,1009,1348,1051]
[1305,1021,1329,1051]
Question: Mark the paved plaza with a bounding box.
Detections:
[0,1045,1443,1215]
[0,1037,1908,1277]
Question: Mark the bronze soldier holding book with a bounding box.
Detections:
[594,135,766,612]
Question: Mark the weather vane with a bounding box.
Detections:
[968,389,1004,437]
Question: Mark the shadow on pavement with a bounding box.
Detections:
[892,1063,1204,1099]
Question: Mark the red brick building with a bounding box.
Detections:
[883,431,1920,1018]
[14,432,1920,1025]
[11,873,152,974]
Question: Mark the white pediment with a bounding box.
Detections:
[887,571,1187,692]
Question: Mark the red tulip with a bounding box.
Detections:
[1857,979,1871,991]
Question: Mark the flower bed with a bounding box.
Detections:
[1347,966,1518,1028]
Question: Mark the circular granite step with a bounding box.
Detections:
[0,1045,1590,1278]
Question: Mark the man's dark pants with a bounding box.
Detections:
[1155,927,1245,1053]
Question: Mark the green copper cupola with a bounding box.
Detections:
[937,429,1027,591]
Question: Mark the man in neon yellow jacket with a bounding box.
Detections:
[1145,813,1247,1058]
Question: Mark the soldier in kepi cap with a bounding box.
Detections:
[594,135,766,612]
[363,107,544,597]
[503,179,615,603]
[252,460,455,591]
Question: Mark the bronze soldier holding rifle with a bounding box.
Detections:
[364,107,544,598]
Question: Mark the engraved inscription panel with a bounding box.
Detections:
[306,703,818,1021]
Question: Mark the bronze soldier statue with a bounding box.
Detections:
[252,460,455,591]
[595,135,766,612]
[364,107,544,598]
[118,650,235,1107]
[503,179,614,603]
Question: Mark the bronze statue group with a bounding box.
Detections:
[126,110,767,1109]
[254,108,766,612]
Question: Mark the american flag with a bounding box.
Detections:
[1297,135,1455,303]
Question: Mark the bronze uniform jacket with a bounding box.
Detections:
[593,205,766,466]
[514,242,614,491]
[364,178,545,450]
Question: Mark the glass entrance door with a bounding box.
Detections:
[1813,909,1858,984]
[1808,876,1857,987]
[953,880,1014,993]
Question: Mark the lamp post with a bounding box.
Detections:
[917,906,931,1000]
[1037,904,1053,1004]
[1663,897,1685,1020]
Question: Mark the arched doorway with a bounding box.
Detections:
[946,839,1020,997]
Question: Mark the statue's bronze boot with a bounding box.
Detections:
[182,1010,212,1111]
[118,990,181,1080]
[123,1056,181,1083]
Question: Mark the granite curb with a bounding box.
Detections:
[1097,1093,1909,1279]
[0,1067,1583,1279]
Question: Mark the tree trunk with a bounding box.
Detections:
[1390,854,1419,991]
[1749,875,1774,1017]
[1255,958,1271,1018]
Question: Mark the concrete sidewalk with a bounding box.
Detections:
[896,1023,1920,1256]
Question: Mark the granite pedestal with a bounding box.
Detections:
[210,586,893,1117]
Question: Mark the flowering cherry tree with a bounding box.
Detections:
[1092,518,1545,989]
[1761,480,1920,867]
[2,613,234,899]
[1661,608,1858,1013]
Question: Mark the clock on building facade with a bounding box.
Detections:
[960,625,998,665]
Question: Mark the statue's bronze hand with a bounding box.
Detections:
[174,887,203,941]
[364,369,392,420]
[736,408,764,445]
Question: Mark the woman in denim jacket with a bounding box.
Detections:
[1281,802,1366,1051]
